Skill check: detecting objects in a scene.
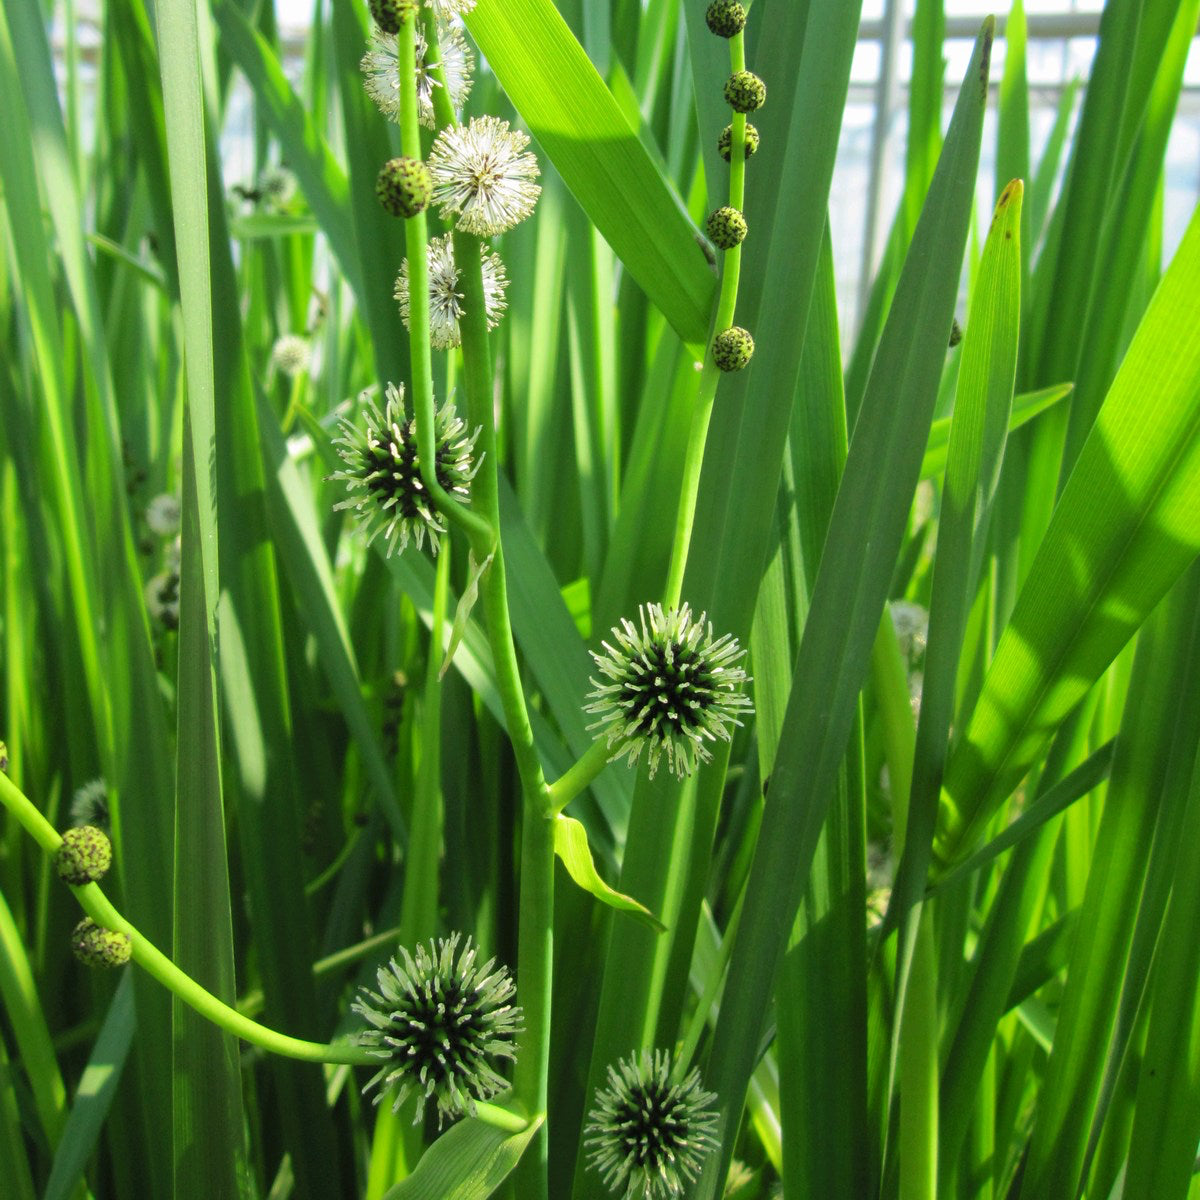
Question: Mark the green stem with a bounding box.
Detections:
[547,736,612,814]
[450,158,554,1200]
[0,773,371,1067]
[661,31,747,610]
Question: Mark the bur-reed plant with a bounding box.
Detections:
[2,0,1200,1198]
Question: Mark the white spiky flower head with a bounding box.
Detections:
[270,333,311,378]
[361,24,473,130]
[328,383,478,556]
[145,493,182,537]
[585,1049,719,1199]
[395,235,508,350]
[585,603,753,779]
[428,115,541,237]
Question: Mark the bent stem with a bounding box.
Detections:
[0,772,371,1067]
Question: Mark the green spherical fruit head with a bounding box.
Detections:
[724,70,766,114]
[70,919,132,968]
[55,825,113,885]
[713,326,755,372]
[718,122,760,162]
[376,157,432,219]
[705,206,748,251]
[705,1,746,38]
[368,0,417,34]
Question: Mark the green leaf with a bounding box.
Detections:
[382,1113,543,1200]
[696,22,993,1194]
[465,0,715,347]
[919,383,1072,483]
[553,815,664,931]
[442,551,493,680]
[43,974,136,1200]
[940,203,1200,859]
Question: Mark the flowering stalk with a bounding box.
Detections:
[663,23,753,610]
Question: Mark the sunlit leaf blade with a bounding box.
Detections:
[940,203,1200,859]
[43,975,136,1200]
[920,383,1071,483]
[695,22,993,1195]
[466,0,715,347]
[382,1114,542,1200]
[553,815,664,931]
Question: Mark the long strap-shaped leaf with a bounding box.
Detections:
[465,0,715,348]
[691,23,993,1196]
[939,200,1200,860]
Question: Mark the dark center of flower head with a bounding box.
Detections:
[384,972,491,1087]
[616,1076,690,1167]
[620,636,719,739]
[362,418,460,520]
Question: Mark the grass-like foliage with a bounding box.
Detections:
[2,1,1200,1198]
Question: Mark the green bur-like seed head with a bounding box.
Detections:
[376,156,432,218]
[724,70,766,113]
[705,206,747,250]
[367,0,417,34]
[585,1049,719,1200]
[586,602,753,779]
[713,326,754,372]
[56,825,113,885]
[352,934,522,1126]
[70,918,131,968]
[718,121,759,162]
[705,0,746,37]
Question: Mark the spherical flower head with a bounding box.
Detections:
[718,122,759,162]
[329,383,478,557]
[704,206,747,251]
[428,116,541,237]
[395,235,509,350]
[705,1,746,37]
[376,156,432,218]
[361,25,474,130]
[586,603,753,779]
[712,326,754,372]
[70,918,131,968]
[949,317,963,348]
[145,492,182,537]
[270,333,311,379]
[70,778,111,831]
[368,0,418,34]
[724,70,766,114]
[585,1049,719,1199]
[352,933,522,1126]
[56,825,113,886]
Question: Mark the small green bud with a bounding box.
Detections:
[949,318,963,347]
[705,206,747,250]
[724,70,766,114]
[376,157,432,219]
[705,1,746,37]
[70,918,131,968]
[367,0,417,34]
[713,326,754,372]
[719,122,759,162]
[55,825,113,885]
